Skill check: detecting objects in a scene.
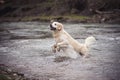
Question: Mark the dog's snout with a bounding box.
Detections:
[50,24,56,30]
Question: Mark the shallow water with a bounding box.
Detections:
[0,22,120,80]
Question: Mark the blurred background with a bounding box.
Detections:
[0,0,120,23]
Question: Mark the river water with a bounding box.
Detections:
[0,22,120,80]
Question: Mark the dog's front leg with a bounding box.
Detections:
[52,41,68,53]
[51,43,58,53]
[57,41,68,49]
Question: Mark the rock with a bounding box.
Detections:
[13,73,17,76]
[49,78,56,80]
[7,68,12,73]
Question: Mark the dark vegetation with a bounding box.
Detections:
[0,65,28,80]
[0,0,120,23]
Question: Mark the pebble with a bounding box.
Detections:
[7,68,12,72]
[49,78,56,80]
[13,73,17,76]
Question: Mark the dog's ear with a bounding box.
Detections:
[57,23,63,31]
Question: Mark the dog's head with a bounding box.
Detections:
[50,22,63,31]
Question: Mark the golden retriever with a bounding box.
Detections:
[50,21,96,59]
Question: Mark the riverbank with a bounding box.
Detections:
[0,0,120,24]
[0,13,120,24]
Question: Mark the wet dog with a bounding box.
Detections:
[50,21,96,59]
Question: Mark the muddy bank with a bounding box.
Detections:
[0,13,120,24]
[0,22,120,80]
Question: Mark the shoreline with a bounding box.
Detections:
[0,15,120,24]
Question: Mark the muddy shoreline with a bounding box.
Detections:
[0,13,120,24]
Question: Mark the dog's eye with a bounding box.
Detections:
[54,24,56,25]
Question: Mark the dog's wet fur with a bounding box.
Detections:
[50,21,96,59]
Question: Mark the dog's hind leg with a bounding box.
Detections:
[79,44,89,58]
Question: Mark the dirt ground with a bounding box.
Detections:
[0,22,120,80]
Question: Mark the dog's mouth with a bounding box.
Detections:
[50,24,56,30]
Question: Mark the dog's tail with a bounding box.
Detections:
[85,36,96,47]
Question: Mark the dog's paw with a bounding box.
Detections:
[56,45,60,52]
[51,44,61,53]
[51,45,57,53]
[53,44,57,48]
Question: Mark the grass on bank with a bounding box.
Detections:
[21,15,89,22]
